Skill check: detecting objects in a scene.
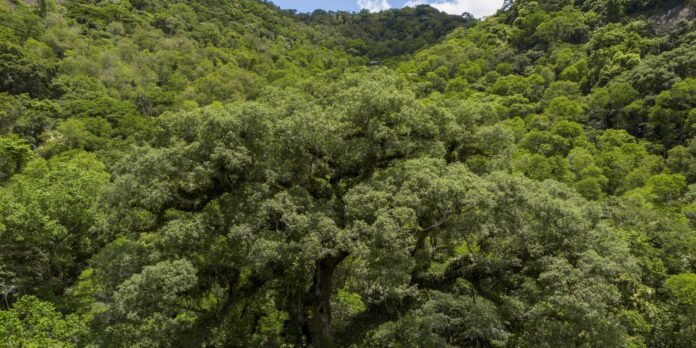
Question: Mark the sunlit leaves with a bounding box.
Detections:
[0,296,88,348]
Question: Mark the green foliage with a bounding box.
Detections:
[647,78,696,147]
[0,3,57,98]
[300,5,475,59]
[92,259,198,347]
[0,135,32,182]
[645,173,687,205]
[1,0,696,346]
[665,273,696,305]
[0,152,108,299]
[0,296,87,347]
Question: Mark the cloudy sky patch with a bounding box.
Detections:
[404,0,503,16]
[272,0,504,17]
[357,0,392,12]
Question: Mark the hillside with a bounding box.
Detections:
[2,0,696,347]
[296,6,475,59]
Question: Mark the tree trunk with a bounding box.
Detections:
[306,252,347,348]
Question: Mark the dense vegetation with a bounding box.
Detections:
[2,0,696,346]
[296,6,475,59]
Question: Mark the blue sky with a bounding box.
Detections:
[272,0,504,17]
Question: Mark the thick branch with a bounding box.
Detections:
[304,251,350,348]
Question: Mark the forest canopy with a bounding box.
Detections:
[2,0,696,347]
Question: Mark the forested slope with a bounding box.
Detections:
[2,0,696,347]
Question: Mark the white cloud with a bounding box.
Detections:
[357,0,391,12]
[404,0,504,17]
